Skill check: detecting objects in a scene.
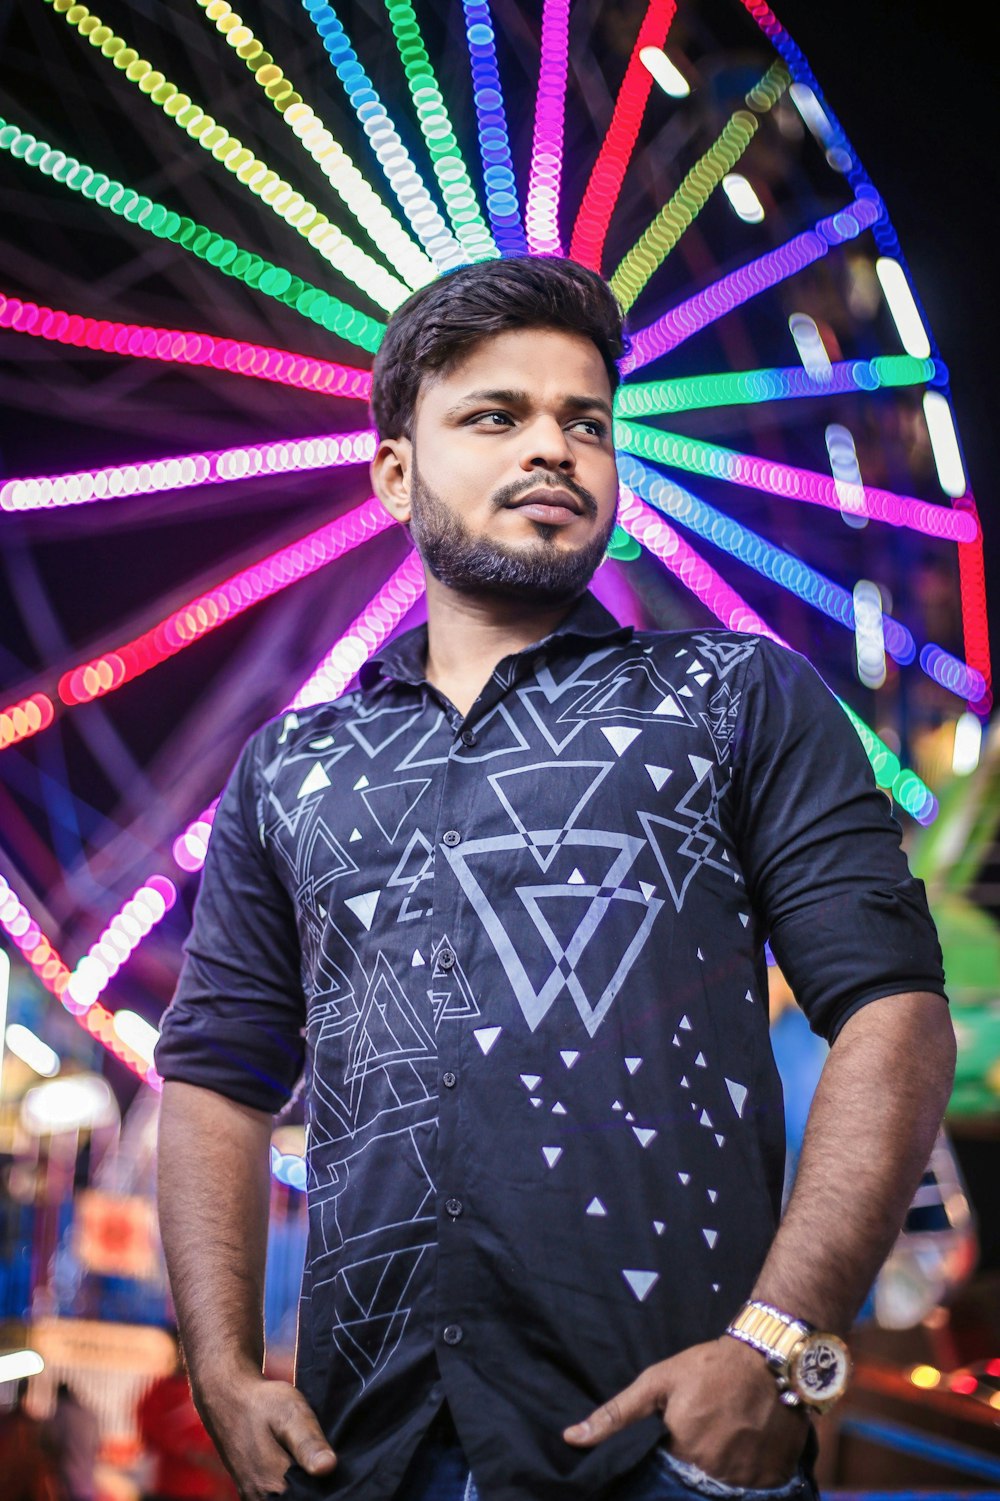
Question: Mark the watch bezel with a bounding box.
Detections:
[788,1331,851,1411]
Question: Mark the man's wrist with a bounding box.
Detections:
[725,1300,851,1414]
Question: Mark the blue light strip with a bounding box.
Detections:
[837,1415,1000,1482]
[617,454,916,665]
[615,355,942,417]
[300,0,465,272]
[920,643,987,701]
[461,0,528,254]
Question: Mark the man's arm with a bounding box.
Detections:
[563,991,956,1486]
[158,1081,336,1501]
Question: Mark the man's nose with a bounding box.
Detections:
[517,416,575,472]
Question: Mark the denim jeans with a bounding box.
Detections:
[393,1408,820,1501]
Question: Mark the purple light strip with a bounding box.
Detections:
[524,0,571,254]
[626,192,884,370]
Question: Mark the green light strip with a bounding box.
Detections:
[0,119,385,352]
[382,0,498,262]
[838,699,936,821]
[611,61,789,311]
[614,355,936,417]
[193,0,436,291]
[42,0,411,312]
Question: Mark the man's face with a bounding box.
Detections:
[375,327,620,605]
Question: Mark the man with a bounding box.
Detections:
[155,256,953,1501]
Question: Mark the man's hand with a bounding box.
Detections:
[198,1369,336,1501]
[563,1338,808,1488]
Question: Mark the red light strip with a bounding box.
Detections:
[0,291,372,400]
[568,0,677,271]
[954,493,993,711]
[1,692,55,752]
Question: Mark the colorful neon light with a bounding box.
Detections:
[63,878,177,1014]
[614,420,978,543]
[56,499,394,708]
[0,292,372,400]
[461,0,527,255]
[626,193,885,370]
[614,355,937,417]
[569,0,677,271]
[616,455,915,667]
[0,119,385,353]
[919,646,987,703]
[617,487,778,638]
[172,798,221,873]
[3,430,376,512]
[524,0,571,255]
[1,693,55,751]
[43,0,413,312]
[294,552,426,708]
[955,496,992,709]
[382,0,497,261]
[192,0,436,292]
[612,61,788,310]
[300,0,464,272]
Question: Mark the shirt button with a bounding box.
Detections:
[442,830,461,847]
[460,729,477,748]
[438,948,456,970]
[442,1071,458,1089]
[445,1197,463,1218]
[442,1324,463,1346]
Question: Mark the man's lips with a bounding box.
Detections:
[505,488,585,518]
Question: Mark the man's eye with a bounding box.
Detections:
[471,411,513,427]
[572,419,607,438]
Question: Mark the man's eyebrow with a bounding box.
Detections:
[442,388,614,421]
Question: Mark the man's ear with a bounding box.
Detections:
[371,436,413,525]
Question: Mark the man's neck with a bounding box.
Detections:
[422,574,580,718]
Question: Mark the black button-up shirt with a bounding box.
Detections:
[156,593,945,1501]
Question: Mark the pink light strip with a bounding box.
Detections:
[0,870,160,1084]
[524,0,571,255]
[617,422,979,543]
[2,429,376,512]
[616,485,781,639]
[0,291,372,401]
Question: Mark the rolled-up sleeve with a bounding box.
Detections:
[732,638,946,1041]
[155,727,306,1111]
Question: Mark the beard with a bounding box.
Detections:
[407,457,618,606]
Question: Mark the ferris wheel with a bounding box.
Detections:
[0,0,990,1098]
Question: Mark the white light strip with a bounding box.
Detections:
[788,312,832,378]
[825,423,868,528]
[952,712,983,776]
[0,1349,45,1382]
[5,1023,60,1077]
[789,83,833,145]
[721,173,764,223]
[875,258,931,359]
[639,46,691,98]
[112,1009,160,1066]
[853,580,887,689]
[922,391,967,498]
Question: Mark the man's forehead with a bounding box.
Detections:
[418,326,612,409]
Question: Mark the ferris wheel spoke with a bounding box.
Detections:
[461,0,528,255]
[611,59,788,310]
[41,0,415,311]
[569,0,678,270]
[525,0,571,255]
[0,117,387,350]
[615,355,938,417]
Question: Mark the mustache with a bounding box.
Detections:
[490,475,600,520]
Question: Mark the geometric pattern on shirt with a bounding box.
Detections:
[330,1240,431,1388]
[386,828,435,922]
[427,934,481,1030]
[445,828,663,1036]
[700,683,741,764]
[689,633,758,680]
[359,777,431,843]
[487,760,614,872]
[557,654,698,726]
[637,757,741,914]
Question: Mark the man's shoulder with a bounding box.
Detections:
[243,690,369,764]
[626,625,768,678]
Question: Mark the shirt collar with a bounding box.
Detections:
[359,590,633,691]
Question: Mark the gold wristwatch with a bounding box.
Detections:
[725,1301,851,1414]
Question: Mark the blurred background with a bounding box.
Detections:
[1,0,998,1494]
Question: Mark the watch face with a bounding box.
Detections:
[790,1334,851,1405]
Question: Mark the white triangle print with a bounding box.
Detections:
[739,913,749,927]
[640,882,656,902]
[297,761,331,798]
[601,725,641,756]
[680,1075,689,1088]
[695,1051,706,1067]
[697,948,704,961]
[712,1282,720,1293]
[726,1078,748,1117]
[699,1109,713,1127]
[542,1146,562,1168]
[745,990,754,1003]
[353,774,370,790]
[349,827,362,842]
[679,1015,692,1030]
[586,1197,607,1217]
[679,684,693,697]
[645,763,673,791]
[625,1056,643,1074]
[560,1050,579,1069]
[345,890,380,931]
[632,1126,657,1147]
[678,1172,690,1185]
[694,671,711,686]
[612,1099,623,1111]
[474,1026,502,1055]
[672,1034,681,1047]
[411,949,426,967]
[567,868,585,885]
[521,1074,542,1090]
[703,1228,718,1249]
[715,1134,726,1147]
[653,694,683,717]
[530,1097,542,1108]
[625,1111,635,1122]
[622,1269,659,1302]
[708,1189,718,1203]
[551,1101,567,1115]
[653,1220,665,1235]
[686,659,704,675]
